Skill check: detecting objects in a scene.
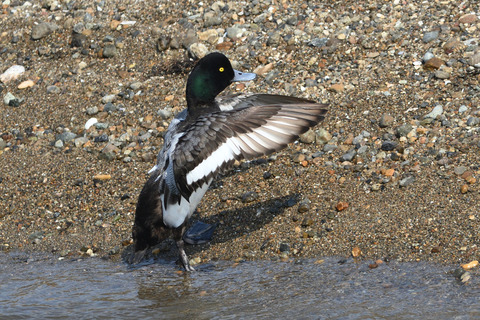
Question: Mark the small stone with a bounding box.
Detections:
[316,128,332,144]
[226,26,243,40]
[466,117,480,126]
[46,85,61,94]
[336,201,348,212]
[203,11,222,27]
[129,82,142,91]
[188,43,208,59]
[85,118,98,130]
[74,137,88,147]
[56,132,77,143]
[422,30,439,43]
[103,102,117,112]
[267,31,281,46]
[379,113,394,128]
[329,83,344,93]
[279,243,290,253]
[395,124,413,137]
[18,80,35,89]
[73,22,85,34]
[102,44,117,58]
[241,191,258,203]
[86,106,99,115]
[157,108,173,120]
[459,105,469,113]
[299,128,316,144]
[461,260,479,270]
[301,217,314,227]
[54,140,64,148]
[399,176,415,187]
[434,70,450,79]
[459,14,477,24]
[0,65,25,83]
[292,153,306,163]
[351,246,362,258]
[341,149,356,161]
[297,200,310,213]
[102,94,116,104]
[3,92,17,106]
[454,166,468,176]
[308,38,328,48]
[424,105,443,119]
[422,51,434,62]
[381,141,398,151]
[31,22,59,40]
[93,174,111,181]
[323,144,337,152]
[71,33,86,47]
[423,57,444,70]
[460,184,469,194]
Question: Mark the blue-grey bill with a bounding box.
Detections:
[232,69,257,82]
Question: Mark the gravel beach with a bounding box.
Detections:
[0,0,479,271]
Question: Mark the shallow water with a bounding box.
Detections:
[1,252,479,319]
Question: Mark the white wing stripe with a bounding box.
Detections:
[185,108,323,185]
[186,142,236,185]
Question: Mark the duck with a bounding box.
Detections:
[131,52,328,271]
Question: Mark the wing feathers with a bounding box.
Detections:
[171,98,327,200]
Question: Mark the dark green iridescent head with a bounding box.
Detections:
[186,52,256,108]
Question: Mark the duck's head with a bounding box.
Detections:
[186,52,256,108]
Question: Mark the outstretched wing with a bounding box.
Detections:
[171,95,328,201]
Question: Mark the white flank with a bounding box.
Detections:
[163,181,210,228]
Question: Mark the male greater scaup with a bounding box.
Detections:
[132,52,328,270]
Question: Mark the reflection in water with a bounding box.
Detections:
[1,252,479,319]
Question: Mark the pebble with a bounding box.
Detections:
[299,129,316,144]
[466,117,479,126]
[226,27,243,40]
[188,43,208,59]
[297,200,310,213]
[0,65,25,83]
[458,105,468,113]
[101,94,116,104]
[422,51,434,62]
[422,30,439,43]
[46,85,61,94]
[3,92,17,106]
[87,106,99,115]
[454,166,467,176]
[54,140,64,148]
[102,44,117,58]
[241,191,258,203]
[31,22,59,40]
[424,105,443,119]
[423,57,444,69]
[381,141,398,151]
[395,124,413,137]
[434,70,450,79]
[341,149,356,161]
[379,113,394,128]
[203,12,222,27]
[461,260,479,270]
[399,176,415,187]
[18,80,35,89]
[316,128,332,145]
[56,132,77,143]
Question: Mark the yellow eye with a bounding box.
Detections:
[219,67,224,72]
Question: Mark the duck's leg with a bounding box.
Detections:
[173,226,195,271]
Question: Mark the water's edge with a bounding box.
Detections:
[1,252,479,319]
